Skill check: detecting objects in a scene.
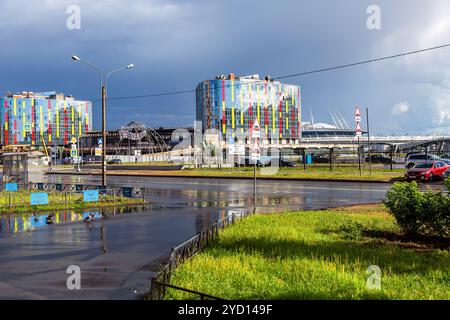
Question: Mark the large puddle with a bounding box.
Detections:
[0,205,150,234]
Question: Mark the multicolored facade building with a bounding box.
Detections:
[196,74,301,148]
[0,91,92,147]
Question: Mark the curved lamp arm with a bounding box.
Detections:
[71,55,103,92]
[105,64,134,92]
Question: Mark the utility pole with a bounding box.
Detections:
[77,138,81,172]
[71,55,133,187]
[251,119,260,210]
[366,107,371,176]
[102,86,106,186]
[357,137,361,176]
[253,158,256,204]
[355,106,362,176]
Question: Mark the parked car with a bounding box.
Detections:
[405,161,449,182]
[244,156,297,167]
[280,159,297,167]
[444,168,450,180]
[440,156,450,165]
[405,154,442,169]
[83,155,101,164]
[63,157,74,165]
[312,154,329,164]
[107,159,122,165]
[257,156,273,167]
[365,154,395,164]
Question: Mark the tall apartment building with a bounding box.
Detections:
[196,74,301,149]
[0,91,92,146]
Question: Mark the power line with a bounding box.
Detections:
[98,42,450,103]
[273,43,450,80]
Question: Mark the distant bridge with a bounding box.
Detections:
[299,135,450,151]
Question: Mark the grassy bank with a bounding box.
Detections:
[166,205,449,300]
[0,190,145,214]
[177,166,403,181]
[58,166,404,182]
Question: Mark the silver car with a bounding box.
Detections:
[405,154,441,169]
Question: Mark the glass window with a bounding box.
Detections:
[415,163,433,169]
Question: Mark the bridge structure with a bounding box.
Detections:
[299,135,450,152]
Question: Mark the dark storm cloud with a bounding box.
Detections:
[1,0,449,134]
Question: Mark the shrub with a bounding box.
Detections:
[338,221,365,240]
[445,177,450,191]
[383,182,450,237]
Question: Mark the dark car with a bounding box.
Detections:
[365,154,395,164]
[63,157,74,165]
[405,161,449,182]
[280,159,297,167]
[312,155,329,163]
[107,159,122,165]
[83,155,101,163]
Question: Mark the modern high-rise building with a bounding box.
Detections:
[0,91,92,146]
[196,74,301,148]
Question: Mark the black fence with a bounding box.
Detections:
[26,182,146,199]
[295,149,450,171]
[148,209,252,300]
[0,182,146,214]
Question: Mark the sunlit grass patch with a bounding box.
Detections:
[166,204,449,300]
[0,190,145,214]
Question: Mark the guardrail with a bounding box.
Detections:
[27,182,146,199]
[0,182,146,211]
[148,209,251,300]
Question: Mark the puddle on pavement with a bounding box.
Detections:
[0,205,152,234]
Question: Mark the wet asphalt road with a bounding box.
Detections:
[0,175,391,300]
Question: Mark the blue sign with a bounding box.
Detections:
[83,190,99,202]
[306,155,312,165]
[97,138,103,145]
[122,187,133,198]
[5,183,18,191]
[30,192,49,205]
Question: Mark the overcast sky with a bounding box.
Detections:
[1,0,450,135]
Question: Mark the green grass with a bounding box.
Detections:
[166,205,449,300]
[55,163,405,181]
[175,166,404,182]
[0,190,145,214]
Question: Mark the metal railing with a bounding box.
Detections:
[148,209,251,300]
[27,182,146,199]
[0,182,146,211]
[150,280,225,300]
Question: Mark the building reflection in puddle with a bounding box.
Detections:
[0,206,147,234]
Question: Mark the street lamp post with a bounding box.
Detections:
[71,55,134,186]
[101,85,106,184]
